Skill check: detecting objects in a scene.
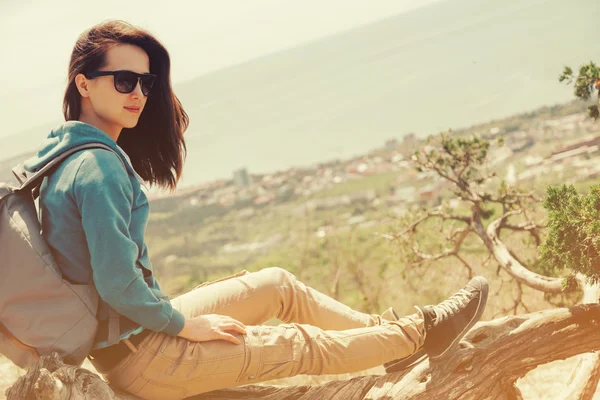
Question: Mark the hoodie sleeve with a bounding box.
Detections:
[73,149,185,336]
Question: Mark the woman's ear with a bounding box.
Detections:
[75,73,91,98]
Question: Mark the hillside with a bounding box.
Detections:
[1,0,598,188]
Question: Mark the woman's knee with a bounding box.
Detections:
[258,267,296,288]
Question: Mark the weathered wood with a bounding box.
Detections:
[559,275,600,400]
[5,353,115,400]
[557,352,600,400]
[6,304,600,399]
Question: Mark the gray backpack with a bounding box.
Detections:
[0,143,122,368]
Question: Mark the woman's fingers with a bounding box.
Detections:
[226,316,246,327]
[233,320,247,334]
[221,316,246,333]
[221,323,247,335]
[219,332,241,345]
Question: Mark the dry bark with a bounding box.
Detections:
[557,353,600,400]
[6,303,600,400]
[556,275,600,400]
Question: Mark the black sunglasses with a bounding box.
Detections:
[84,70,157,96]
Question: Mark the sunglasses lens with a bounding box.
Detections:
[140,75,156,96]
[114,71,137,94]
[113,71,156,96]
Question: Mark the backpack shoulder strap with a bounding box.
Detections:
[18,142,129,343]
[17,143,126,198]
[12,164,28,186]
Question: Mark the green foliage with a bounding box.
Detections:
[559,62,600,120]
[414,132,493,189]
[441,133,490,165]
[540,68,600,283]
[539,184,600,284]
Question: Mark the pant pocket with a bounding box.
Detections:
[254,324,299,381]
[193,269,250,290]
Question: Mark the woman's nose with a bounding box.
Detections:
[131,79,144,97]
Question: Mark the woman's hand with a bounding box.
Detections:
[177,314,247,345]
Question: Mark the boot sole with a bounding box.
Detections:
[429,276,489,360]
[384,348,427,373]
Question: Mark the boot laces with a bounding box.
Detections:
[432,288,474,324]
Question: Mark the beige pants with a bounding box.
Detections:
[96,267,425,400]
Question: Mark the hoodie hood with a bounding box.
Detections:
[24,121,142,183]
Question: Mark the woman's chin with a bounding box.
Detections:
[122,119,140,129]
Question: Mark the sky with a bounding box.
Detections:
[0,0,442,138]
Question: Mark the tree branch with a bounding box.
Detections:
[409,224,471,267]
[454,254,474,279]
[473,211,565,293]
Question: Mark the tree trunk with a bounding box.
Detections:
[7,304,600,400]
[558,275,600,400]
[557,352,600,400]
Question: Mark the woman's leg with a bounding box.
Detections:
[170,267,396,330]
[105,273,487,399]
[106,312,425,400]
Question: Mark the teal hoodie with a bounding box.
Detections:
[24,121,185,349]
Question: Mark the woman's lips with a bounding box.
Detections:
[124,106,140,113]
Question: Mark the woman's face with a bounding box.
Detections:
[77,44,150,136]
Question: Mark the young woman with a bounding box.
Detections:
[25,20,489,399]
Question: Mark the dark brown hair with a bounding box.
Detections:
[63,19,188,191]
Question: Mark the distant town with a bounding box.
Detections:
[149,112,600,217]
